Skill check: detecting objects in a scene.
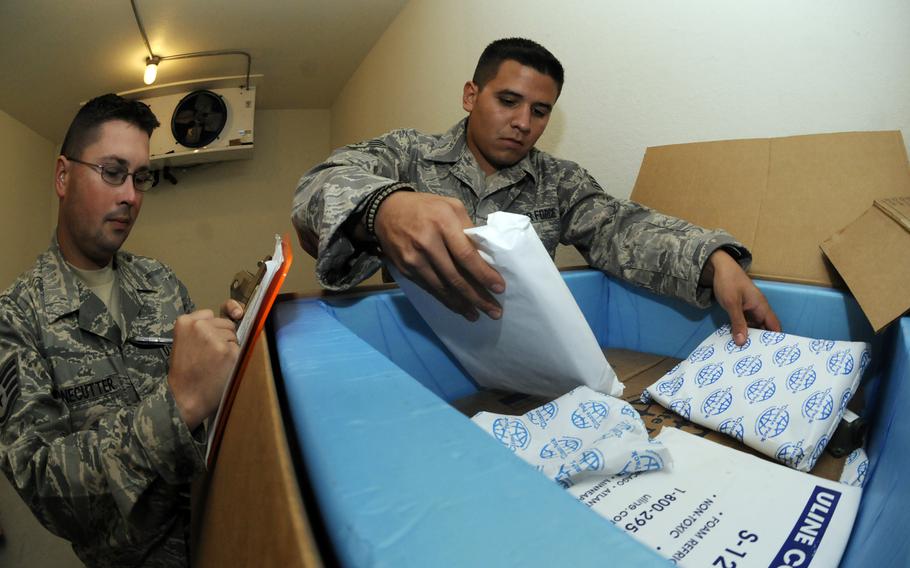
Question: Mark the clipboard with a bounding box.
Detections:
[205,234,293,466]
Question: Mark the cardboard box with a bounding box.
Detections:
[821,197,910,332]
[630,131,910,288]
[270,271,909,566]
[192,336,323,567]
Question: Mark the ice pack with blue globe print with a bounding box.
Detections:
[643,325,871,472]
[840,448,869,488]
[471,386,672,488]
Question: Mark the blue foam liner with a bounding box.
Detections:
[272,270,905,567]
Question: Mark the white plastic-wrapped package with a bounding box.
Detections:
[644,325,871,471]
[471,386,671,488]
[389,211,621,398]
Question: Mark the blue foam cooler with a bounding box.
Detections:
[270,270,909,567]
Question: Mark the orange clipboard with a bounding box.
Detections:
[205,234,293,467]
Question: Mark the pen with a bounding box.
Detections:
[130,336,174,346]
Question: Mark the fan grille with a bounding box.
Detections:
[171,90,228,149]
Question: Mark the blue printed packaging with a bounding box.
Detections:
[644,326,871,472]
[471,386,672,488]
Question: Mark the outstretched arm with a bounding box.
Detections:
[700,249,781,345]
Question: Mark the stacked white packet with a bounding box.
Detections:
[643,325,871,471]
[471,386,671,488]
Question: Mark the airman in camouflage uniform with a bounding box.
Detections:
[0,94,240,566]
[0,240,201,566]
[294,117,744,307]
[293,38,779,340]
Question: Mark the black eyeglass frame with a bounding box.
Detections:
[64,156,158,192]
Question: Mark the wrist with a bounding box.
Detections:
[167,373,204,429]
[701,248,736,287]
[362,183,415,239]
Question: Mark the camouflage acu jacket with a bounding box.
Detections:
[0,239,204,567]
[293,118,749,308]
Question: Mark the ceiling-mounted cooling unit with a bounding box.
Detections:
[138,86,255,168]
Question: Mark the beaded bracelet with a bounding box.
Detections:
[364,183,415,237]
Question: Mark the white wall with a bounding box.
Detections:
[0,110,56,290]
[126,109,331,310]
[332,0,910,200]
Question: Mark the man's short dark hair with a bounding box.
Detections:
[59,93,160,157]
[472,38,564,94]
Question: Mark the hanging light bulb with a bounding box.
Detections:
[144,56,161,85]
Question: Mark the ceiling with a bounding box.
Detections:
[0,0,408,143]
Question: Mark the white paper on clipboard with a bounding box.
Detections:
[204,235,284,463]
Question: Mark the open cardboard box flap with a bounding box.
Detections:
[630,130,910,329]
[821,197,910,332]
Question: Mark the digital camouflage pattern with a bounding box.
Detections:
[0,239,205,567]
[293,118,750,307]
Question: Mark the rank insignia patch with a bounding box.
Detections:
[0,358,21,425]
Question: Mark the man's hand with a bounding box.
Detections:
[704,249,782,345]
[373,191,505,321]
[167,310,241,429]
[220,299,245,322]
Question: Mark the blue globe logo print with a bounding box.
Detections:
[786,366,816,393]
[776,440,805,469]
[601,422,634,440]
[859,349,871,374]
[702,387,733,417]
[761,331,787,346]
[620,450,664,475]
[689,345,715,363]
[670,398,692,420]
[641,390,652,404]
[539,436,582,460]
[846,449,862,465]
[811,435,829,467]
[621,405,639,420]
[696,363,724,388]
[492,418,531,451]
[719,416,745,442]
[810,339,836,354]
[773,344,801,367]
[856,460,868,486]
[745,378,776,404]
[657,375,685,397]
[802,388,834,423]
[554,449,605,488]
[578,449,604,472]
[715,324,732,337]
[840,389,852,411]
[756,405,790,441]
[527,402,559,429]
[667,362,682,375]
[827,350,855,375]
[571,401,609,429]
[725,337,752,353]
[734,355,763,377]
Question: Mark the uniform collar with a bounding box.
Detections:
[425,117,539,185]
[38,236,152,327]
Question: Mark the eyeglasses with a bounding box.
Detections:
[65,156,157,192]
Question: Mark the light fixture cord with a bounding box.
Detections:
[130,0,252,90]
[130,0,154,59]
[161,51,251,91]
